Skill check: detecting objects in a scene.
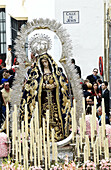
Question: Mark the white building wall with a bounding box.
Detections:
[55,0,104,79]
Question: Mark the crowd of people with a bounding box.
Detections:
[82,68,110,125]
[0,52,110,130]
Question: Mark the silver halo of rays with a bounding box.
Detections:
[12,18,83,126]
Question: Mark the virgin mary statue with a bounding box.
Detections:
[20,34,71,141]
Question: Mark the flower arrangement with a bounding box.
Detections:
[82,160,96,170]
[2,160,24,170]
[100,159,111,170]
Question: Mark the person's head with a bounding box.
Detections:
[8,69,14,76]
[8,45,12,51]
[87,82,92,90]
[31,53,35,60]
[102,81,108,90]
[3,71,9,79]
[4,81,10,90]
[93,68,98,76]
[97,106,102,116]
[97,79,102,85]
[93,82,98,90]
[1,63,6,68]
[71,58,75,64]
[84,79,89,84]
[40,55,52,73]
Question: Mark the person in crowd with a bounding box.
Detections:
[5,45,12,70]
[101,81,110,119]
[71,58,81,78]
[0,90,5,128]
[1,71,9,85]
[84,82,93,108]
[1,81,12,122]
[0,63,7,84]
[8,69,14,88]
[86,68,100,85]
[91,82,102,107]
[97,79,102,93]
[96,106,109,125]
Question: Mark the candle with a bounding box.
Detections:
[25,104,28,139]
[84,145,87,163]
[55,142,58,163]
[37,134,40,167]
[105,138,109,159]
[93,143,96,165]
[22,121,24,156]
[46,110,50,167]
[12,114,15,157]
[90,115,94,148]
[30,122,33,163]
[96,137,99,164]
[52,129,55,160]
[85,135,90,158]
[99,126,102,155]
[34,143,36,167]
[79,118,82,150]
[6,103,9,138]
[44,143,47,170]
[25,140,28,169]
[18,130,21,163]
[14,104,17,137]
[76,135,80,157]
[40,127,42,161]
[71,107,74,141]
[43,118,45,154]
[16,140,18,163]
[82,97,85,114]
[73,99,76,134]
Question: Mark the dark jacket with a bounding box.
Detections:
[86,74,100,85]
[102,89,109,117]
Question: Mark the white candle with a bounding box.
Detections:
[6,103,9,138]
[76,135,80,157]
[85,135,90,158]
[43,118,45,154]
[96,137,99,164]
[18,130,21,163]
[90,115,94,148]
[44,143,47,170]
[55,142,58,163]
[14,104,17,138]
[93,143,96,165]
[40,127,42,161]
[71,107,74,141]
[52,129,55,160]
[25,104,28,139]
[84,145,87,163]
[30,122,33,162]
[34,143,36,167]
[82,97,85,114]
[99,126,102,155]
[37,134,40,167]
[79,118,82,150]
[16,140,18,163]
[22,121,24,156]
[73,99,76,134]
[105,138,109,159]
[46,110,50,167]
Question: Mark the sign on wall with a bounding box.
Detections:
[63,11,79,24]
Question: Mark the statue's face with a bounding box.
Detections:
[41,58,49,68]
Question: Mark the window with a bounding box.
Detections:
[11,17,27,63]
[0,8,6,62]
